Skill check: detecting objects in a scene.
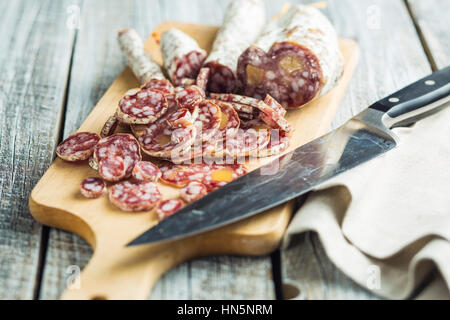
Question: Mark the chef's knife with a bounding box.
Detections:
[128,66,450,246]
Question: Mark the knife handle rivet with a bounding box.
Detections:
[388,97,399,103]
[425,80,435,86]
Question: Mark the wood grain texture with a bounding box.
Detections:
[280,0,433,300]
[407,0,450,69]
[0,0,77,299]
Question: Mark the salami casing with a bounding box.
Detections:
[109,180,162,212]
[117,88,168,124]
[100,116,119,138]
[180,181,208,203]
[156,199,184,220]
[237,4,344,108]
[132,161,162,182]
[117,29,165,84]
[56,132,100,162]
[160,28,207,86]
[80,177,106,199]
[204,0,266,93]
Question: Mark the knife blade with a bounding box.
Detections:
[128,66,450,246]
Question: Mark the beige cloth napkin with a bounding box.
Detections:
[283,103,450,300]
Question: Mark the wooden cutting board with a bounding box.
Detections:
[29,21,359,300]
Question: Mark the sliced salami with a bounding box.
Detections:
[80,177,106,199]
[156,199,184,220]
[180,181,208,203]
[56,132,100,162]
[196,67,210,92]
[194,100,222,141]
[98,155,126,182]
[117,88,168,124]
[237,5,344,108]
[159,163,247,191]
[258,129,291,157]
[204,0,266,93]
[141,78,175,95]
[225,120,271,157]
[166,108,195,128]
[133,116,196,159]
[93,133,141,181]
[132,161,162,182]
[109,180,162,212]
[160,28,207,86]
[100,115,119,138]
[175,85,205,114]
[117,29,165,84]
[213,101,240,140]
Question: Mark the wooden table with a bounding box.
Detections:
[0,0,447,300]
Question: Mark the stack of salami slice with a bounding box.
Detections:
[55,2,343,215]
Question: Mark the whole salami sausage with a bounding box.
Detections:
[203,0,266,93]
[237,4,344,108]
[160,28,207,86]
[118,29,165,84]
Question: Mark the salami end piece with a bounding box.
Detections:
[80,177,106,199]
[109,181,162,212]
[132,161,162,182]
[156,199,184,220]
[180,181,208,203]
[56,132,100,162]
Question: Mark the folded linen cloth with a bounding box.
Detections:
[283,103,450,299]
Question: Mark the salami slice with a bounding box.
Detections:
[166,108,195,128]
[56,132,100,162]
[258,129,291,157]
[80,177,106,199]
[160,163,247,191]
[100,115,119,138]
[117,29,165,84]
[117,88,168,124]
[196,67,210,92]
[160,28,207,86]
[194,100,222,141]
[180,181,208,203]
[203,0,266,93]
[175,85,205,114]
[213,101,240,140]
[225,120,271,157]
[237,5,344,108]
[141,78,175,95]
[133,116,196,159]
[93,133,142,181]
[156,199,184,220]
[132,161,162,182]
[109,180,162,212]
[98,155,126,182]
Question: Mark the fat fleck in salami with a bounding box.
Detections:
[94,133,141,181]
[237,5,344,108]
[56,132,100,162]
[117,88,168,124]
[180,181,208,203]
[117,29,165,84]
[159,163,247,191]
[196,67,210,92]
[194,100,222,141]
[132,161,162,182]
[160,28,207,86]
[80,177,106,199]
[203,0,266,93]
[109,180,162,212]
[156,199,184,220]
[100,115,119,138]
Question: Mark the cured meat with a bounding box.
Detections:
[117,88,168,124]
[225,120,271,157]
[56,132,100,162]
[237,4,344,108]
[210,93,291,132]
[203,0,266,93]
[180,78,196,87]
[175,85,204,114]
[132,161,162,182]
[141,78,175,95]
[98,156,126,182]
[196,67,210,92]
[180,181,208,203]
[133,116,196,159]
[109,180,162,212]
[117,29,165,84]
[160,28,207,86]
[100,115,119,138]
[156,199,184,220]
[258,129,290,157]
[80,177,106,199]
[88,156,98,170]
[194,100,222,141]
[93,133,141,181]
[166,108,195,128]
[213,101,240,140]
[160,163,247,191]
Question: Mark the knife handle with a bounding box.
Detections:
[370,66,450,127]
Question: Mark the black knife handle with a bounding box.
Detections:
[370,66,450,127]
